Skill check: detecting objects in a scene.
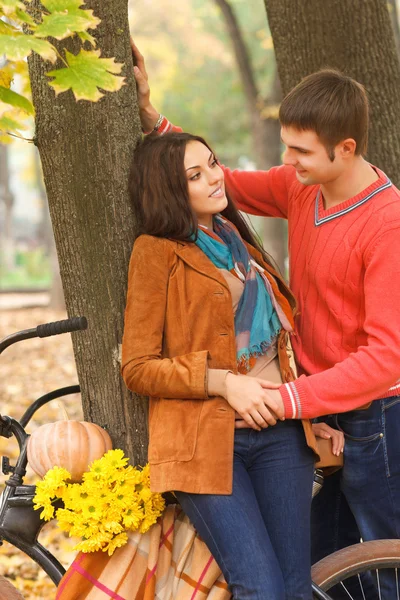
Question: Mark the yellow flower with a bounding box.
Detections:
[38,503,55,521]
[103,532,128,556]
[80,500,104,521]
[122,507,141,530]
[32,453,165,555]
[139,487,152,503]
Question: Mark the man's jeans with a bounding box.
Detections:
[312,396,400,599]
[176,420,315,600]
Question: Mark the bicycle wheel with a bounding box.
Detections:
[312,539,400,599]
[0,575,24,600]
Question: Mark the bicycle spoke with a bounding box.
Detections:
[396,568,399,600]
[340,581,356,600]
[357,573,366,600]
[376,569,382,600]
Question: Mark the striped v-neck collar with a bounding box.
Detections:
[314,169,392,226]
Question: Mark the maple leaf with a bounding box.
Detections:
[46,49,125,101]
[35,8,100,40]
[0,70,13,89]
[0,85,34,115]
[0,112,27,135]
[0,0,34,24]
[0,34,57,62]
[41,0,87,10]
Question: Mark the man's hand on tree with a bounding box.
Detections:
[130,37,159,132]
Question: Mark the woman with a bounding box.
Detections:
[122,132,317,599]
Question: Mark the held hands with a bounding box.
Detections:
[224,373,285,431]
[312,422,345,456]
[130,38,159,132]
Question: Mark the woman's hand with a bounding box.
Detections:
[312,422,345,456]
[130,37,159,131]
[225,373,284,431]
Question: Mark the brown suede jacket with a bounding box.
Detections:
[121,234,318,494]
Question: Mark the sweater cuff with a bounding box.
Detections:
[279,381,306,419]
[144,116,183,137]
[207,369,232,398]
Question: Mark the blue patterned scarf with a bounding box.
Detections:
[195,215,286,373]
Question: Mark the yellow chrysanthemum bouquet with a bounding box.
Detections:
[33,449,165,555]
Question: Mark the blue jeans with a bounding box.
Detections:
[312,396,400,599]
[175,420,315,600]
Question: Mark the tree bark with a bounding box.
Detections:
[264,0,400,186]
[28,1,148,463]
[213,0,287,273]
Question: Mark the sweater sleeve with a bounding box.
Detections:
[280,226,400,419]
[148,116,296,219]
[121,236,209,399]
[222,164,297,219]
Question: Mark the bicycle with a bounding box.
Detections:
[0,318,400,600]
[0,316,86,599]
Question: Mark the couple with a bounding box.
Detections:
[121,44,400,600]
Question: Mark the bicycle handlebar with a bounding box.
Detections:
[0,316,88,355]
[36,317,88,338]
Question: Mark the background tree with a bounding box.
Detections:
[212,0,286,272]
[0,144,15,272]
[26,1,148,463]
[264,0,400,186]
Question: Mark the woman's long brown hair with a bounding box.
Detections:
[129,132,278,271]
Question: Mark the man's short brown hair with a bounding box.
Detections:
[279,69,369,159]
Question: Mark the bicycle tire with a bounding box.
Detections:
[312,539,400,592]
[0,575,24,600]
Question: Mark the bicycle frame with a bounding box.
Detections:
[0,386,80,585]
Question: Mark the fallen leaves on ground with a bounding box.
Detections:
[0,307,84,599]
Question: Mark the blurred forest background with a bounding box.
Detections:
[0,0,288,309]
[1,0,400,597]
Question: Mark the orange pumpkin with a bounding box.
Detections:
[27,421,113,482]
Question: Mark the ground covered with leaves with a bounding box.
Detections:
[0,307,83,599]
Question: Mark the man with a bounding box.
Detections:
[131,41,400,598]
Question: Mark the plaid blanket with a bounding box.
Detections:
[56,504,231,599]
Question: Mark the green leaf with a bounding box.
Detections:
[0,0,34,24]
[41,0,86,10]
[15,6,35,25]
[77,30,96,46]
[0,20,17,35]
[0,113,27,132]
[1,0,21,13]
[0,34,57,62]
[0,85,34,114]
[35,8,100,40]
[46,49,125,101]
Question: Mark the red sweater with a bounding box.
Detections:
[154,119,400,419]
[224,164,400,419]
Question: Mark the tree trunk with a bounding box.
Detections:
[213,0,287,273]
[264,0,400,186]
[28,1,148,463]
